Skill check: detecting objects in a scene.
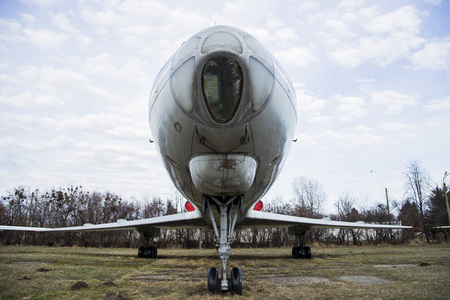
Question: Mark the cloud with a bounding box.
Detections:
[323,126,384,146]
[378,122,410,131]
[357,78,375,84]
[424,0,442,5]
[371,90,417,114]
[296,88,328,122]
[20,13,36,25]
[323,5,426,67]
[17,65,94,102]
[84,53,116,74]
[423,95,450,111]
[53,13,93,46]
[23,28,67,50]
[0,73,19,85]
[0,112,52,136]
[39,67,90,87]
[338,0,366,9]
[53,13,77,33]
[296,133,319,145]
[0,18,23,43]
[294,0,318,12]
[337,96,366,122]
[0,92,64,109]
[409,38,450,70]
[21,0,58,6]
[83,53,150,86]
[81,8,122,37]
[79,0,210,53]
[274,27,299,40]
[16,65,124,106]
[363,6,422,34]
[274,47,317,67]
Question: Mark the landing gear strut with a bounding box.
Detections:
[205,195,243,295]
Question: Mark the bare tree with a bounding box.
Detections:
[404,160,431,243]
[335,192,357,220]
[291,176,327,244]
[334,192,363,245]
[291,176,326,217]
[142,195,166,218]
[363,204,396,244]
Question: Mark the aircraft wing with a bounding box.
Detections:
[238,210,412,230]
[0,209,411,233]
[433,225,450,229]
[0,210,209,232]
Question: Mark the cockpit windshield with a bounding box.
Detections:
[202,56,243,123]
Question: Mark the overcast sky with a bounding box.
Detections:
[1,0,449,214]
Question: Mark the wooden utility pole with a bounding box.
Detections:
[28,191,34,226]
[444,172,450,226]
[385,188,392,241]
[385,188,390,218]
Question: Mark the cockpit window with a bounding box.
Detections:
[202,56,243,123]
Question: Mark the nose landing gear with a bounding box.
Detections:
[205,195,243,295]
[207,266,242,295]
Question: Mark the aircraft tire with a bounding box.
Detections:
[207,267,220,293]
[151,245,157,258]
[292,246,299,259]
[304,246,311,259]
[229,267,242,295]
[138,246,145,258]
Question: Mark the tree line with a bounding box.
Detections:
[1,161,448,248]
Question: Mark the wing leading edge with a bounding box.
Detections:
[0,210,208,233]
[239,210,412,230]
[0,210,412,233]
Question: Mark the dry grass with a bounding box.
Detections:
[0,244,449,299]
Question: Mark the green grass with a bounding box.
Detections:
[0,244,449,299]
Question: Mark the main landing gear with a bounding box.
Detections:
[138,245,157,258]
[290,228,312,259]
[137,229,159,259]
[292,245,311,259]
[205,195,243,295]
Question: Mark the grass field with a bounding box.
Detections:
[0,244,449,299]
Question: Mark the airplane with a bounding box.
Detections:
[0,25,411,295]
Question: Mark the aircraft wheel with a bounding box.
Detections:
[299,246,306,259]
[138,246,145,258]
[229,267,242,295]
[207,267,220,293]
[292,246,299,259]
[304,246,311,259]
[144,246,152,258]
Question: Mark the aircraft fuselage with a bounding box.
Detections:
[149,25,297,213]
